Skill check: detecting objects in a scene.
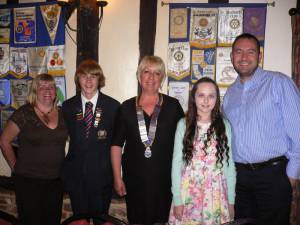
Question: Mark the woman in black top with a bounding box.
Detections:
[0,74,68,225]
[111,56,184,225]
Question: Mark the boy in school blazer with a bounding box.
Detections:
[61,60,120,224]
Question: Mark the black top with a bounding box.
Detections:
[11,104,68,179]
[112,94,184,224]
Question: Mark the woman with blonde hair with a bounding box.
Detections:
[111,55,184,225]
[0,73,68,225]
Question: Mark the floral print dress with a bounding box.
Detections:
[169,122,230,225]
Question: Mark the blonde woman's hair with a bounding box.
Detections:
[74,59,105,92]
[27,73,58,106]
[136,55,166,84]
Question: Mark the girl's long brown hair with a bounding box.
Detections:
[183,77,229,167]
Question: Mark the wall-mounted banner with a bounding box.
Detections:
[9,47,28,78]
[47,45,65,76]
[243,7,266,42]
[191,48,215,83]
[54,76,66,106]
[218,7,243,46]
[167,42,190,80]
[167,3,267,104]
[190,8,218,48]
[0,44,9,77]
[0,79,10,105]
[28,46,48,78]
[14,7,36,44]
[11,79,30,109]
[40,4,61,45]
[0,8,11,44]
[0,109,13,132]
[169,8,188,40]
[216,47,238,87]
[168,81,189,112]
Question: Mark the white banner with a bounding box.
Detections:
[28,46,48,78]
[168,81,189,112]
[167,42,190,80]
[47,45,65,76]
[11,79,31,109]
[9,47,28,78]
[218,7,243,46]
[0,44,9,77]
[190,8,218,48]
[216,47,238,87]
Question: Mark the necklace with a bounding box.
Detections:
[35,106,53,124]
[136,94,163,158]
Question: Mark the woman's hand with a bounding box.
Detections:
[111,146,126,196]
[173,205,184,221]
[114,178,126,197]
[229,204,235,220]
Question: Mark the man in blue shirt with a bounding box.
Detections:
[223,33,300,225]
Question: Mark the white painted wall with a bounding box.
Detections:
[65,0,296,99]
[0,0,296,175]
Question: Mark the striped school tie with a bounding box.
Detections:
[84,101,93,138]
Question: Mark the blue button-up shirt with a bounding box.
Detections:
[223,67,300,179]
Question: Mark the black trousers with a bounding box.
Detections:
[14,175,63,225]
[68,184,112,225]
[234,161,292,225]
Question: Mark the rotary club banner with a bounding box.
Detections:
[243,7,266,42]
[40,4,61,45]
[28,46,48,78]
[191,48,215,83]
[47,45,65,76]
[11,79,31,109]
[218,7,243,46]
[167,42,190,80]
[190,8,218,48]
[14,7,36,44]
[216,47,238,87]
[1,110,13,131]
[0,44,9,77]
[167,3,267,106]
[169,8,188,40]
[0,79,10,105]
[168,81,189,112]
[0,8,11,44]
[54,76,66,106]
[9,47,28,78]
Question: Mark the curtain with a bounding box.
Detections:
[291,13,300,89]
[290,8,300,225]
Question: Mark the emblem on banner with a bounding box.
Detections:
[167,42,190,80]
[40,4,61,45]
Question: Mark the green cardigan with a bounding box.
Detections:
[171,118,236,206]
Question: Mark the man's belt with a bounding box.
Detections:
[235,156,287,170]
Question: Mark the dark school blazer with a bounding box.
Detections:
[61,92,120,193]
